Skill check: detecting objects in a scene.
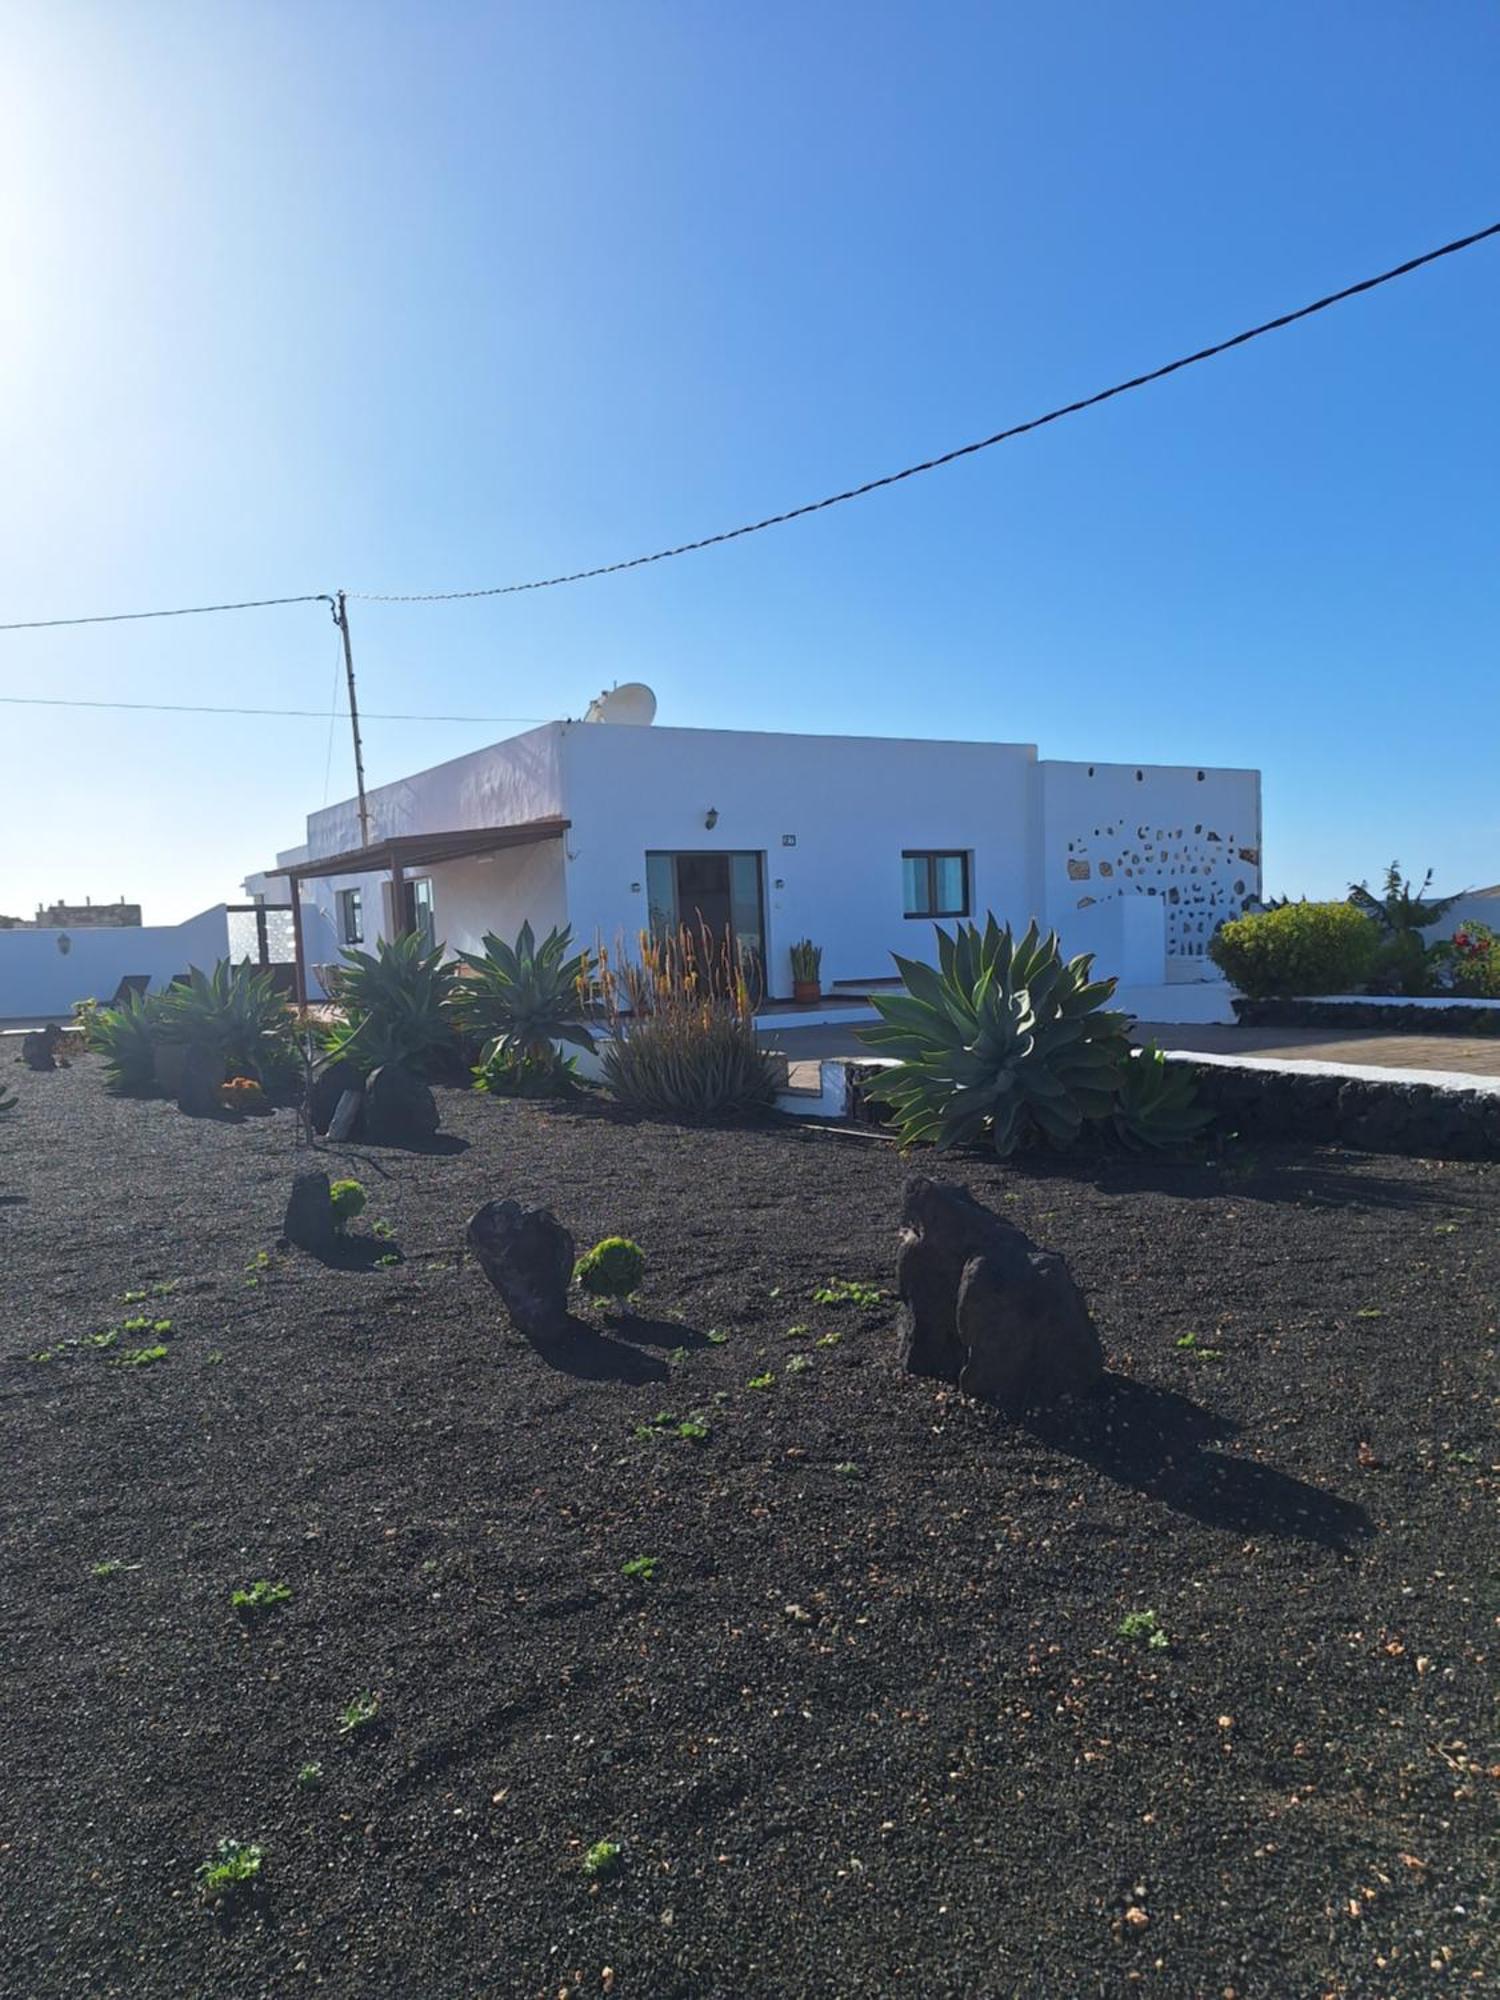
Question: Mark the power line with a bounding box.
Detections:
[0,694,544,723]
[349,218,1500,604]
[0,592,330,633]
[0,219,1496,635]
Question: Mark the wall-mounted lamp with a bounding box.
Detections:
[703,806,719,830]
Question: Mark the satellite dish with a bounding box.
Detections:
[584,682,657,726]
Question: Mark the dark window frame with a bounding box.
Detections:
[337,886,364,946]
[902,849,971,920]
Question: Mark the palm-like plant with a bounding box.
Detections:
[857,917,1131,1156]
[449,922,594,1070]
[1348,863,1462,997]
[323,932,460,1076]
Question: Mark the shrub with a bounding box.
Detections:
[575,1236,645,1303]
[1208,902,1379,998]
[450,922,593,1075]
[329,1179,366,1231]
[858,917,1130,1157]
[323,933,459,1077]
[85,990,161,1092]
[154,961,296,1085]
[1348,862,1460,997]
[1446,920,1500,998]
[596,927,777,1120]
[471,1046,581,1099]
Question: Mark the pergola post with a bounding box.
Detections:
[289,883,308,1009]
[389,858,407,939]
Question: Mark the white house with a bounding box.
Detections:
[253,697,1261,1021]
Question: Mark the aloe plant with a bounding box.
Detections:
[857,917,1130,1156]
[323,933,460,1076]
[1112,1042,1213,1150]
[449,921,593,1071]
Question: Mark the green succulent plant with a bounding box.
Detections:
[322,933,460,1077]
[154,960,296,1085]
[450,921,593,1073]
[575,1236,645,1302]
[85,989,162,1092]
[0,1086,15,1119]
[858,917,1130,1156]
[329,1179,367,1230]
[1112,1042,1213,1150]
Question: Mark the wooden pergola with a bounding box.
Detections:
[266,817,571,1005]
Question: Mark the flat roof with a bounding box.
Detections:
[267,817,570,882]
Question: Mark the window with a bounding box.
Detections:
[337,887,363,946]
[902,850,969,919]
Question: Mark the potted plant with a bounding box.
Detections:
[789,938,823,1004]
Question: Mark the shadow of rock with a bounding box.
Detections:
[1020,1374,1373,1550]
[523,1314,671,1385]
[602,1314,713,1352]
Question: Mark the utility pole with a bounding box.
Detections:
[332,590,371,848]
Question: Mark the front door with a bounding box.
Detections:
[646,850,766,993]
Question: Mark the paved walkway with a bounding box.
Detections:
[764,1017,1500,1087]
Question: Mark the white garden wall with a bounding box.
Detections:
[0,906,233,1023]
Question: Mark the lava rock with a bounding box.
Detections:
[363,1064,439,1146]
[467,1200,575,1340]
[896,1176,1103,1411]
[176,1044,224,1118]
[307,1058,364,1135]
[283,1170,336,1255]
[20,1028,60,1071]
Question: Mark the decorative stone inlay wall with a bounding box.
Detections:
[1062,818,1260,961]
[1233,996,1500,1038]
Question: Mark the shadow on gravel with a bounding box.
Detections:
[603,1314,715,1352]
[1004,1150,1466,1214]
[1025,1374,1374,1551]
[525,1315,671,1384]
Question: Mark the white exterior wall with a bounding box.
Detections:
[557,723,1040,995]
[424,843,569,958]
[0,906,233,1022]
[1037,761,1261,976]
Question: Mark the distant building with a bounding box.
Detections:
[33,897,142,929]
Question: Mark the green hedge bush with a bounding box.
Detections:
[1208,902,1380,999]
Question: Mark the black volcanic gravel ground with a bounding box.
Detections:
[1,1061,1496,1999]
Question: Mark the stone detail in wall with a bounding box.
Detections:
[1060,814,1260,959]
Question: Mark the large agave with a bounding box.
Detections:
[153,960,294,1083]
[449,922,594,1069]
[84,989,161,1092]
[323,932,460,1077]
[857,917,1130,1156]
[1112,1041,1214,1150]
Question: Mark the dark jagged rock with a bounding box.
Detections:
[283,1171,336,1255]
[307,1058,364,1135]
[896,1176,1103,1411]
[467,1200,575,1340]
[21,1028,60,1071]
[176,1044,224,1118]
[363,1064,439,1146]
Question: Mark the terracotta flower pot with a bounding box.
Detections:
[792,978,822,1005]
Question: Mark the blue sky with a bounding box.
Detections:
[2,1,1496,922]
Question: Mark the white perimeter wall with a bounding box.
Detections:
[0,906,233,1021]
[558,724,1040,996]
[1038,761,1262,975]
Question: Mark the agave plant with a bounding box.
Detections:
[857,917,1130,1156]
[323,932,460,1077]
[449,922,594,1072]
[84,990,162,1092]
[1112,1041,1213,1150]
[153,960,294,1083]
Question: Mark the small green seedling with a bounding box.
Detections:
[122,1289,149,1305]
[1355,1306,1383,1320]
[90,1558,126,1578]
[783,1323,811,1341]
[196,1837,263,1904]
[370,1217,396,1241]
[705,1329,729,1345]
[84,1330,119,1350]
[330,1180,367,1232]
[375,1252,399,1268]
[786,1353,813,1376]
[747,1371,775,1391]
[338,1692,381,1735]
[231,1580,293,1617]
[666,1346,690,1367]
[620,1555,659,1584]
[832,1461,862,1480]
[814,1330,843,1348]
[811,1278,886,1310]
[575,1237,646,1304]
[295,1761,323,1790]
[675,1417,711,1442]
[115,1344,169,1368]
[581,1838,622,1881]
[1175,1332,1223,1362]
[121,1314,172,1336]
[1118,1609,1169,1651]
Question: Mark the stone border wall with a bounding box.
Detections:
[840,1058,1500,1161]
[1233,995,1500,1036]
